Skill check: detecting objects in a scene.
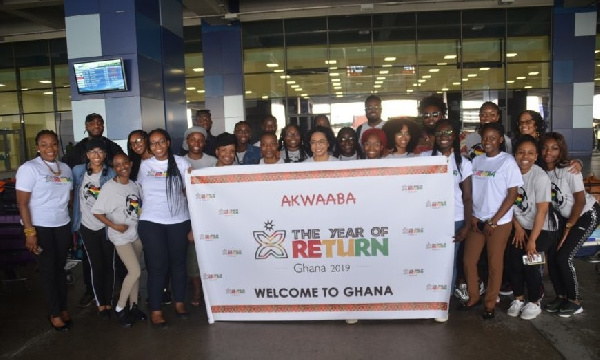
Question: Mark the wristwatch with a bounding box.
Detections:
[565,222,573,229]
[487,220,497,228]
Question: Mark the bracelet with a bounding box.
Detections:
[487,220,497,228]
[23,227,37,236]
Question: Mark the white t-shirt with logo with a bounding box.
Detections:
[80,171,105,231]
[259,158,284,164]
[185,153,217,170]
[471,152,523,225]
[465,132,513,159]
[304,155,339,162]
[546,166,596,218]
[421,150,473,221]
[138,156,191,224]
[386,152,415,159]
[92,179,141,245]
[15,157,73,227]
[280,149,304,163]
[514,164,552,230]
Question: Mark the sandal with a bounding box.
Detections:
[191,294,202,307]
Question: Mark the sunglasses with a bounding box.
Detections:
[434,130,454,137]
[422,112,441,119]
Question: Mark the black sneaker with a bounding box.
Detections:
[545,297,566,313]
[115,309,134,328]
[558,300,583,318]
[162,290,172,305]
[78,292,95,308]
[130,304,147,321]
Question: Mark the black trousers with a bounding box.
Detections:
[508,228,556,302]
[36,223,71,316]
[79,224,115,307]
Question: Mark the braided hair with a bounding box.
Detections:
[431,119,463,177]
[127,130,148,181]
[148,129,183,216]
[279,123,307,163]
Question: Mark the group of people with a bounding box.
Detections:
[15,94,597,330]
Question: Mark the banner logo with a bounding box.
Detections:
[196,193,216,201]
[254,220,288,259]
[402,184,423,192]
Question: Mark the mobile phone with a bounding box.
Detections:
[522,252,545,265]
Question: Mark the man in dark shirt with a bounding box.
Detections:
[194,110,217,156]
[63,113,124,168]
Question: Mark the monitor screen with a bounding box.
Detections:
[73,58,127,94]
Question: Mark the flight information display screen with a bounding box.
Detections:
[74,58,127,94]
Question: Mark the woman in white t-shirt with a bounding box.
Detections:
[333,127,363,160]
[361,128,386,160]
[137,129,191,327]
[305,126,338,162]
[507,135,557,321]
[540,132,600,318]
[260,133,284,164]
[72,138,116,318]
[16,130,73,331]
[423,119,473,322]
[92,153,147,327]
[279,123,308,163]
[382,118,421,159]
[459,122,523,320]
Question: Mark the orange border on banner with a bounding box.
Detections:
[211,302,448,313]
[191,165,447,184]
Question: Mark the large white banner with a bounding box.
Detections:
[186,156,454,323]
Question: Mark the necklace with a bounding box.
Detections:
[42,159,61,176]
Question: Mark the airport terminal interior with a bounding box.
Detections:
[1,0,600,359]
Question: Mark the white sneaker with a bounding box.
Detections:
[434,316,448,323]
[507,299,525,317]
[479,282,486,295]
[520,302,542,320]
[345,319,358,324]
[454,283,469,302]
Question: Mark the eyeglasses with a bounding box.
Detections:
[149,138,167,147]
[87,149,106,156]
[434,130,454,137]
[365,106,382,111]
[310,139,328,146]
[129,138,144,146]
[519,119,535,126]
[421,112,441,119]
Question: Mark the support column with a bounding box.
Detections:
[202,21,245,135]
[64,0,187,149]
[551,4,597,156]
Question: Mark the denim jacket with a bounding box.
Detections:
[72,164,116,232]
[236,145,261,165]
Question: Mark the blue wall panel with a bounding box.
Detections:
[100,12,138,55]
[136,13,162,61]
[64,0,100,17]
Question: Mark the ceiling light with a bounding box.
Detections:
[437,62,447,66]
[39,80,52,84]
[442,88,449,91]
[418,79,426,83]
[377,77,386,80]
[43,91,53,95]
[462,79,468,82]
[335,91,343,95]
[480,67,490,71]
[266,63,279,67]
[443,55,457,60]
[336,94,343,98]
[245,90,252,94]
[375,81,383,84]
[406,89,413,93]
[528,72,539,76]
[595,50,600,54]
[330,67,338,70]
[0,84,5,87]
[329,72,340,77]
[287,81,295,84]
[197,90,205,93]
[516,76,526,80]
[382,64,392,68]
[453,82,461,86]
[413,83,418,86]
[379,70,389,74]
[325,60,337,65]
[274,69,284,73]
[301,94,308,97]
[428,69,440,73]
[291,85,299,88]
[262,96,269,99]
[280,75,291,79]
[22,88,28,91]
[506,80,515,84]
[506,53,517,57]
[467,74,477,77]
[193,68,204,72]
[334,86,342,90]
[374,85,382,88]
[186,87,196,90]
[524,86,532,89]
[422,75,431,79]
[384,57,396,61]
[294,88,302,92]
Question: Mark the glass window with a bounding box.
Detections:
[20,66,52,90]
[245,73,286,99]
[416,11,460,66]
[0,68,17,91]
[24,113,56,159]
[55,87,72,111]
[286,33,328,70]
[507,7,551,62]
[0,92,19,115]
[22,89,55,113]
[507,62,549,90]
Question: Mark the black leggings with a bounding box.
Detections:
[548,203,600,301]
[80,224,115,307]
[138,220,190,311]
[508,229,557,302]
[36,224,71,316]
